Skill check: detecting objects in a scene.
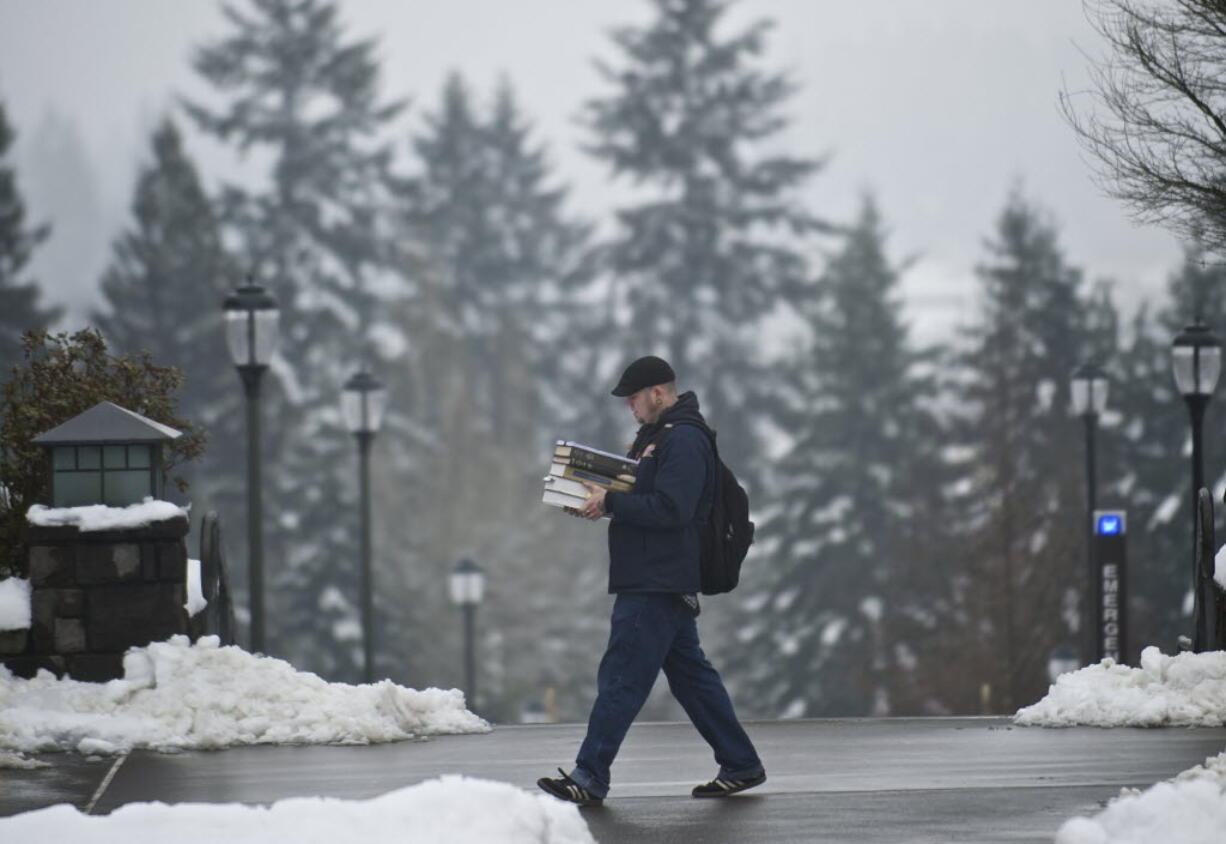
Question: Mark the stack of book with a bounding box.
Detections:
[542,440,638,515]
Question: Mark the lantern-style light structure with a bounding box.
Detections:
[1071,363,1110,418]
[32,402,181,508]
[1172,323,1223,398]
[341,371,388,437]
[223,283,280,371]
[449,558,485,606]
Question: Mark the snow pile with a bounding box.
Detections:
[0,577,31,631]
[1055,751,1226,844]
[1014,646,1226,727]
[27,498,187,531]
[0,775,596,844]
[0,749,48,770]
[0,635,489,755]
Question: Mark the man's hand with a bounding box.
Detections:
[579,481,608,520]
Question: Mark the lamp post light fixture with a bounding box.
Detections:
[1171,322,1222,652]
[223,281,280,654]
[342,369,388,684]
[448,558,485,711]
[1071,362,1109,662]
[32,402,182,508]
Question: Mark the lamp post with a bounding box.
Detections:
[1171,322,1222,652]
[223,282,279,654]
[342,369,387,683]
[1071,362,1109,662]
[448,558,485,710]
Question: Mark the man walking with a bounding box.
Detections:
[537,355,764,806]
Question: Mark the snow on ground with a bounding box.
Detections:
[1054,751,1226,844]
[0,576,30,630]
[1017,646,1226,842]
[0,635,576,840]
[0,749,49,769]
[26,499,187,531]
[1015,646,1226,727]
[0,635,489,756]
[0,775,596,844]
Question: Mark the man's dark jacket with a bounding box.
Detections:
[603,391,715,594]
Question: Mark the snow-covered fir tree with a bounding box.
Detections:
[0,101,60,377]
[92,118,238,508]
[380,72,607,719]
[399,73,594,464]
[185,0,402,680]
[729,197,956,717]
[950,189,1092,713]
[582,0,825,477]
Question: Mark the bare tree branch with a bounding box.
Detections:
[1064,0,1226,252]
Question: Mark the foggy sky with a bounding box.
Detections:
[0,0,1184,340]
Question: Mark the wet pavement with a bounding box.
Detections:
[0,752,114,817]
[3,717,1225,842]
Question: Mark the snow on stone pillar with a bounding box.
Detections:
[0,501,192,682]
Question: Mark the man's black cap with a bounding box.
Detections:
[611,355,676,396]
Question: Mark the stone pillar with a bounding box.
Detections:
[1,515,190,682]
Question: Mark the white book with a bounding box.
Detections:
[543,475,600,499]
[542,487,589,508]
[541,487,611,519]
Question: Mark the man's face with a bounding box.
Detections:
[626,386,662,425]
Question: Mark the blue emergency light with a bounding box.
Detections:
[1090,509,1128,664]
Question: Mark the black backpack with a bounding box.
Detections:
[700,447,755,594]
[662,425,755,594]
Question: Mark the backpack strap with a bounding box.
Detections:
[665,422,720,460]
[661,423,720,523]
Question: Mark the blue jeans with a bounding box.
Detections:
[569,593,763,798]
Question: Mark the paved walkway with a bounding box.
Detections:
[4,717,1225,842]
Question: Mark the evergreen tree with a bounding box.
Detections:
[402,73,592,461]
[185,0,402,680]
[951,190,1090,713]
[582,0,825,477]
[92,118,237,505]
[729,197,955,717]
[379,73,604,718]
[0,101,60,378]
